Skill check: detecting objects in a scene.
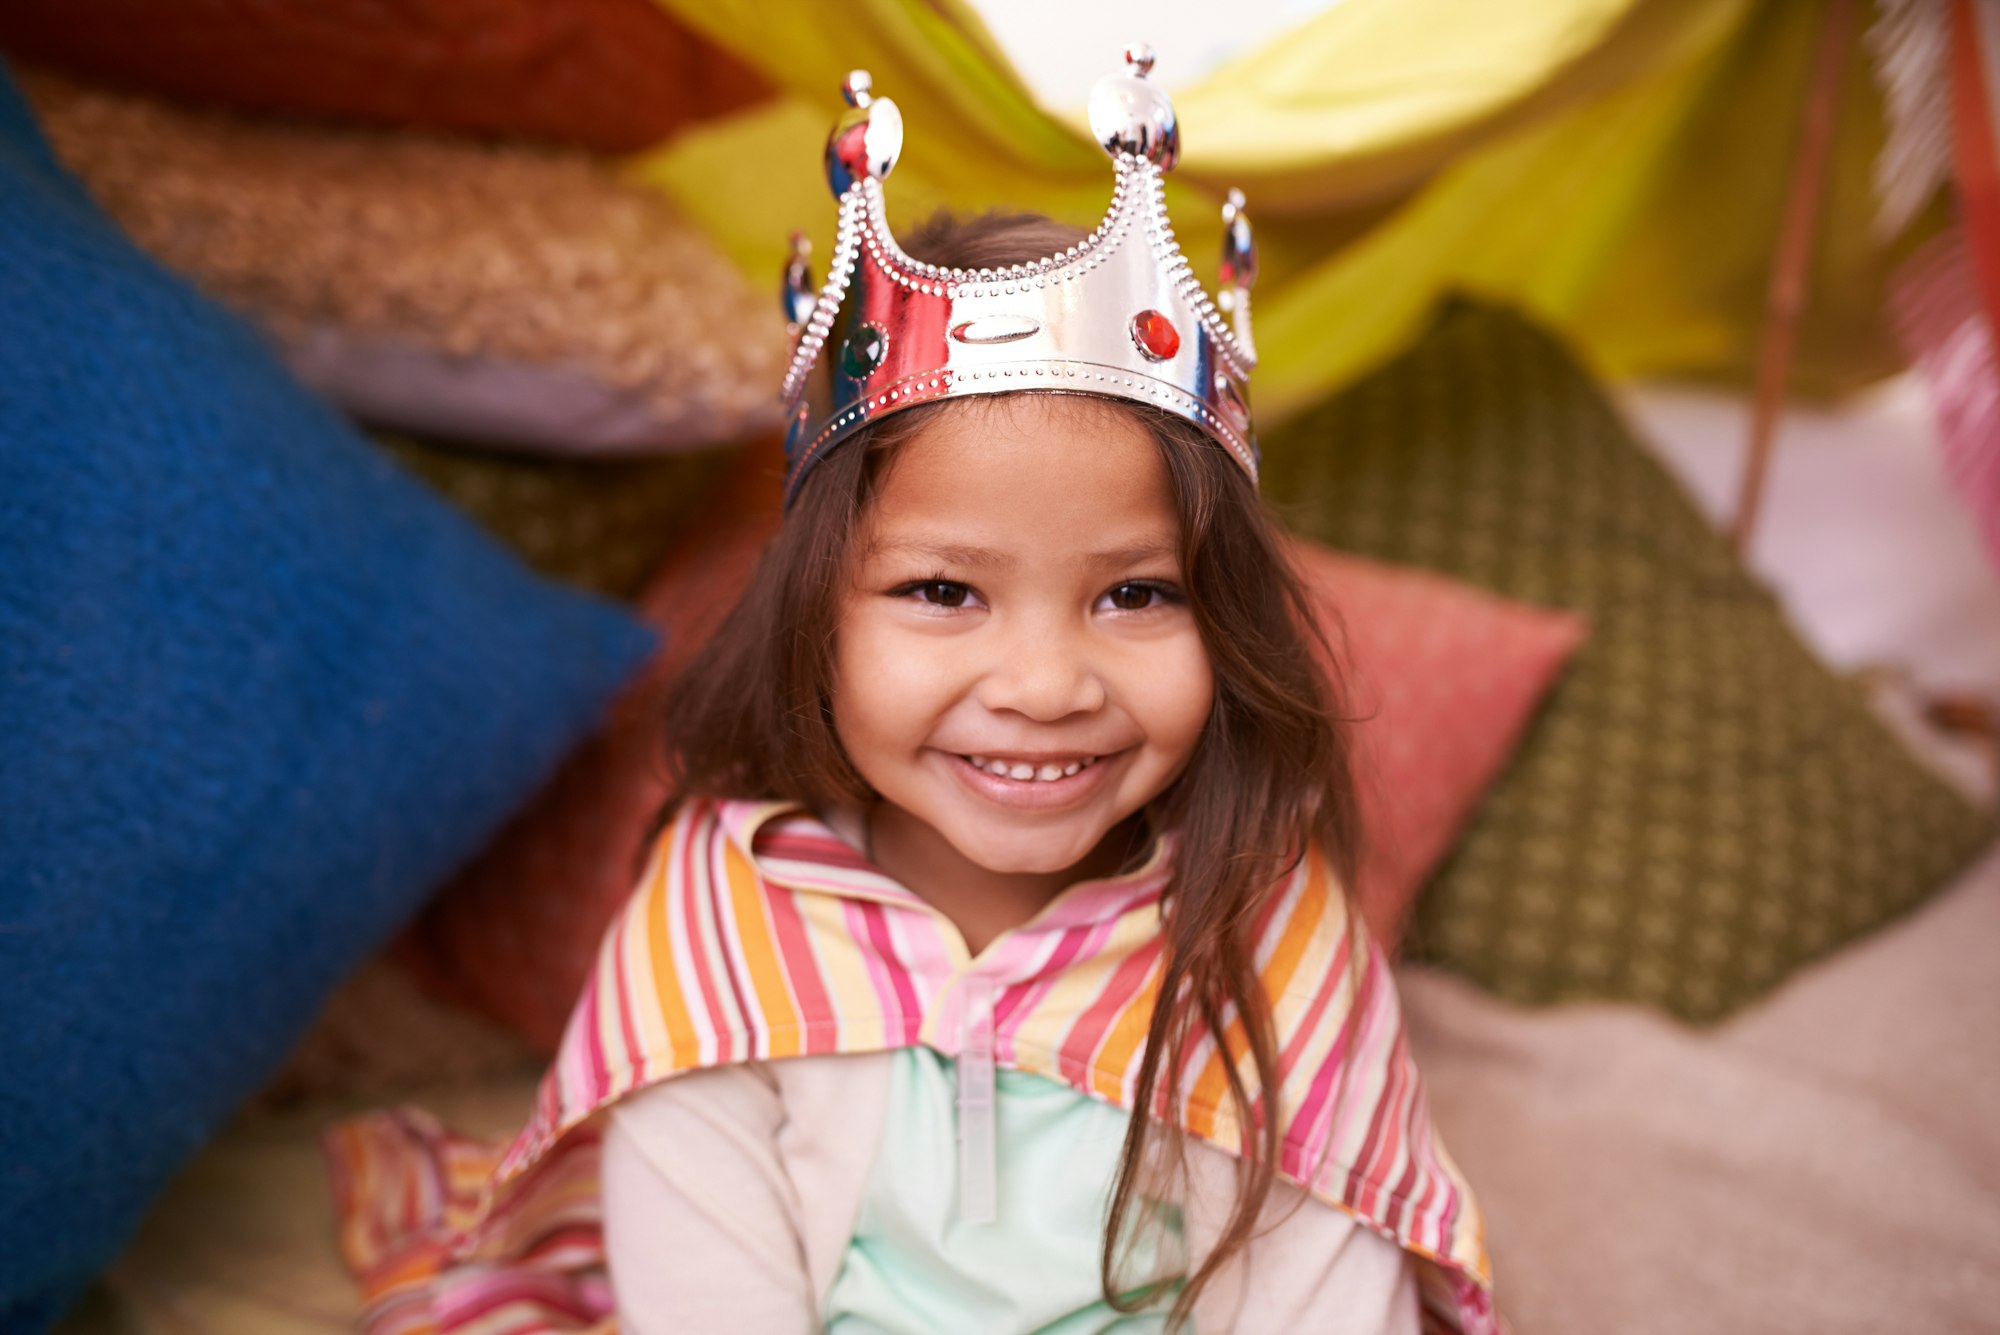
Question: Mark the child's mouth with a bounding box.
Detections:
[962,754,1098,783]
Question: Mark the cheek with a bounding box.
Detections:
[832,610,949,756]
[1131,633,1214,759]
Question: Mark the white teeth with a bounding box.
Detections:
[965,755,1099,781]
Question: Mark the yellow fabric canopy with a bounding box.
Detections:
[632,0,1932,424]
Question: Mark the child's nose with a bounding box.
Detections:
[974,618,1107,721]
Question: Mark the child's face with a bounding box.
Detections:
[835,395,1214,881]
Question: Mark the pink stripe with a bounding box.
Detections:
[677,827,734,1057]
[1344,955,1405,1219]
[760,825,875,870]
[1286,932,1369,1171]
[1279,927,1354,1077]
[992,917,1111,1037]
[436,1270,607,1331]
[1404,1088,1455,1253]
[696,835,756,1055]
[607,914,643,1087]
[1250,857,1298,945]
[883,904,956,994]
[848,899,921,1042]
[763,879,839,1054]
[1371,1032,1420,1235]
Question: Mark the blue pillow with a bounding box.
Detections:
[0,63,656,1330]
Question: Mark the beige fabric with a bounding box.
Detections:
[1401,841,2000,1335]
[604,1052,1419,1334]
[603,1055,887,1331]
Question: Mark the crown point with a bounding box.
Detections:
[1090,47,1179,169]
[782,231,816,331]
[825,84,903,195]
[1220,188,1257,291]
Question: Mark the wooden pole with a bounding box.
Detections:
[1732,0,1861,556]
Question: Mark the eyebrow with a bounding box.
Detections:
[868,536,1178,572]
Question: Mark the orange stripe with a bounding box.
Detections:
[1186,1007,1252,1140]
[1087,944,1165,1101]
[721,839,804,1059]
[1260,854,1330,1003]
[1185,856,1330,1134]
[641,841,702,1065]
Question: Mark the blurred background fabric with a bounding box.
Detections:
[631,0,1931,419]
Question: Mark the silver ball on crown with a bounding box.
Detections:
[1088,42,1179,169]
[825,68,904,197]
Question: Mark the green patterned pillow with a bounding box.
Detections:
[1263,300,1994,1021]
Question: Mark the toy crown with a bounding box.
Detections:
[778,43,1260,506]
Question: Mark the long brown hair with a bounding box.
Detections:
[660,212,1363,1326]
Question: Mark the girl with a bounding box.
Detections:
[329,47,1495,1335]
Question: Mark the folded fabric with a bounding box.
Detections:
[401,451,1584,1050]
[0,62,654,1331]
[1261,298,1996,1021]
[0,0,767,151]
[22,70,787,456]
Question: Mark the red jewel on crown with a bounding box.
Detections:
[1130,309,1180,361]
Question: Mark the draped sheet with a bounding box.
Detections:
[629,0,1922,422]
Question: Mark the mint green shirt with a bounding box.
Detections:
[823,1047,1185,1334]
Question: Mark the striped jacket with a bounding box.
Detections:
[326,798,1497,1334]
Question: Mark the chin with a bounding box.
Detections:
[947,818,1109,878]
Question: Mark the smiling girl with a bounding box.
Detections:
[329,49,1495,1335]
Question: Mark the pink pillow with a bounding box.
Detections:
[1286,540,1588,950]
[401,513,1584,1050]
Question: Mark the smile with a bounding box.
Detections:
[943,750,1119,811]
[963,754,1099,783]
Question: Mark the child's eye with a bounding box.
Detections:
[891,578,976,608]
[1100,581,1178,612]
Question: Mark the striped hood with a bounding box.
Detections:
[327,798,1496,1334]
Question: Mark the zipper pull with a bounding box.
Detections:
[956,975,997,1224]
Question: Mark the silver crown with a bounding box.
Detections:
[779,44,1258,506]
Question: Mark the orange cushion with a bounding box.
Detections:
[402,477,1584,1050]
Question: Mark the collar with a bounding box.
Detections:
[721,799,1179,953]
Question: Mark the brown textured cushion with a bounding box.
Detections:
[24,71,787,455]
[1261,299,1994,1021]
